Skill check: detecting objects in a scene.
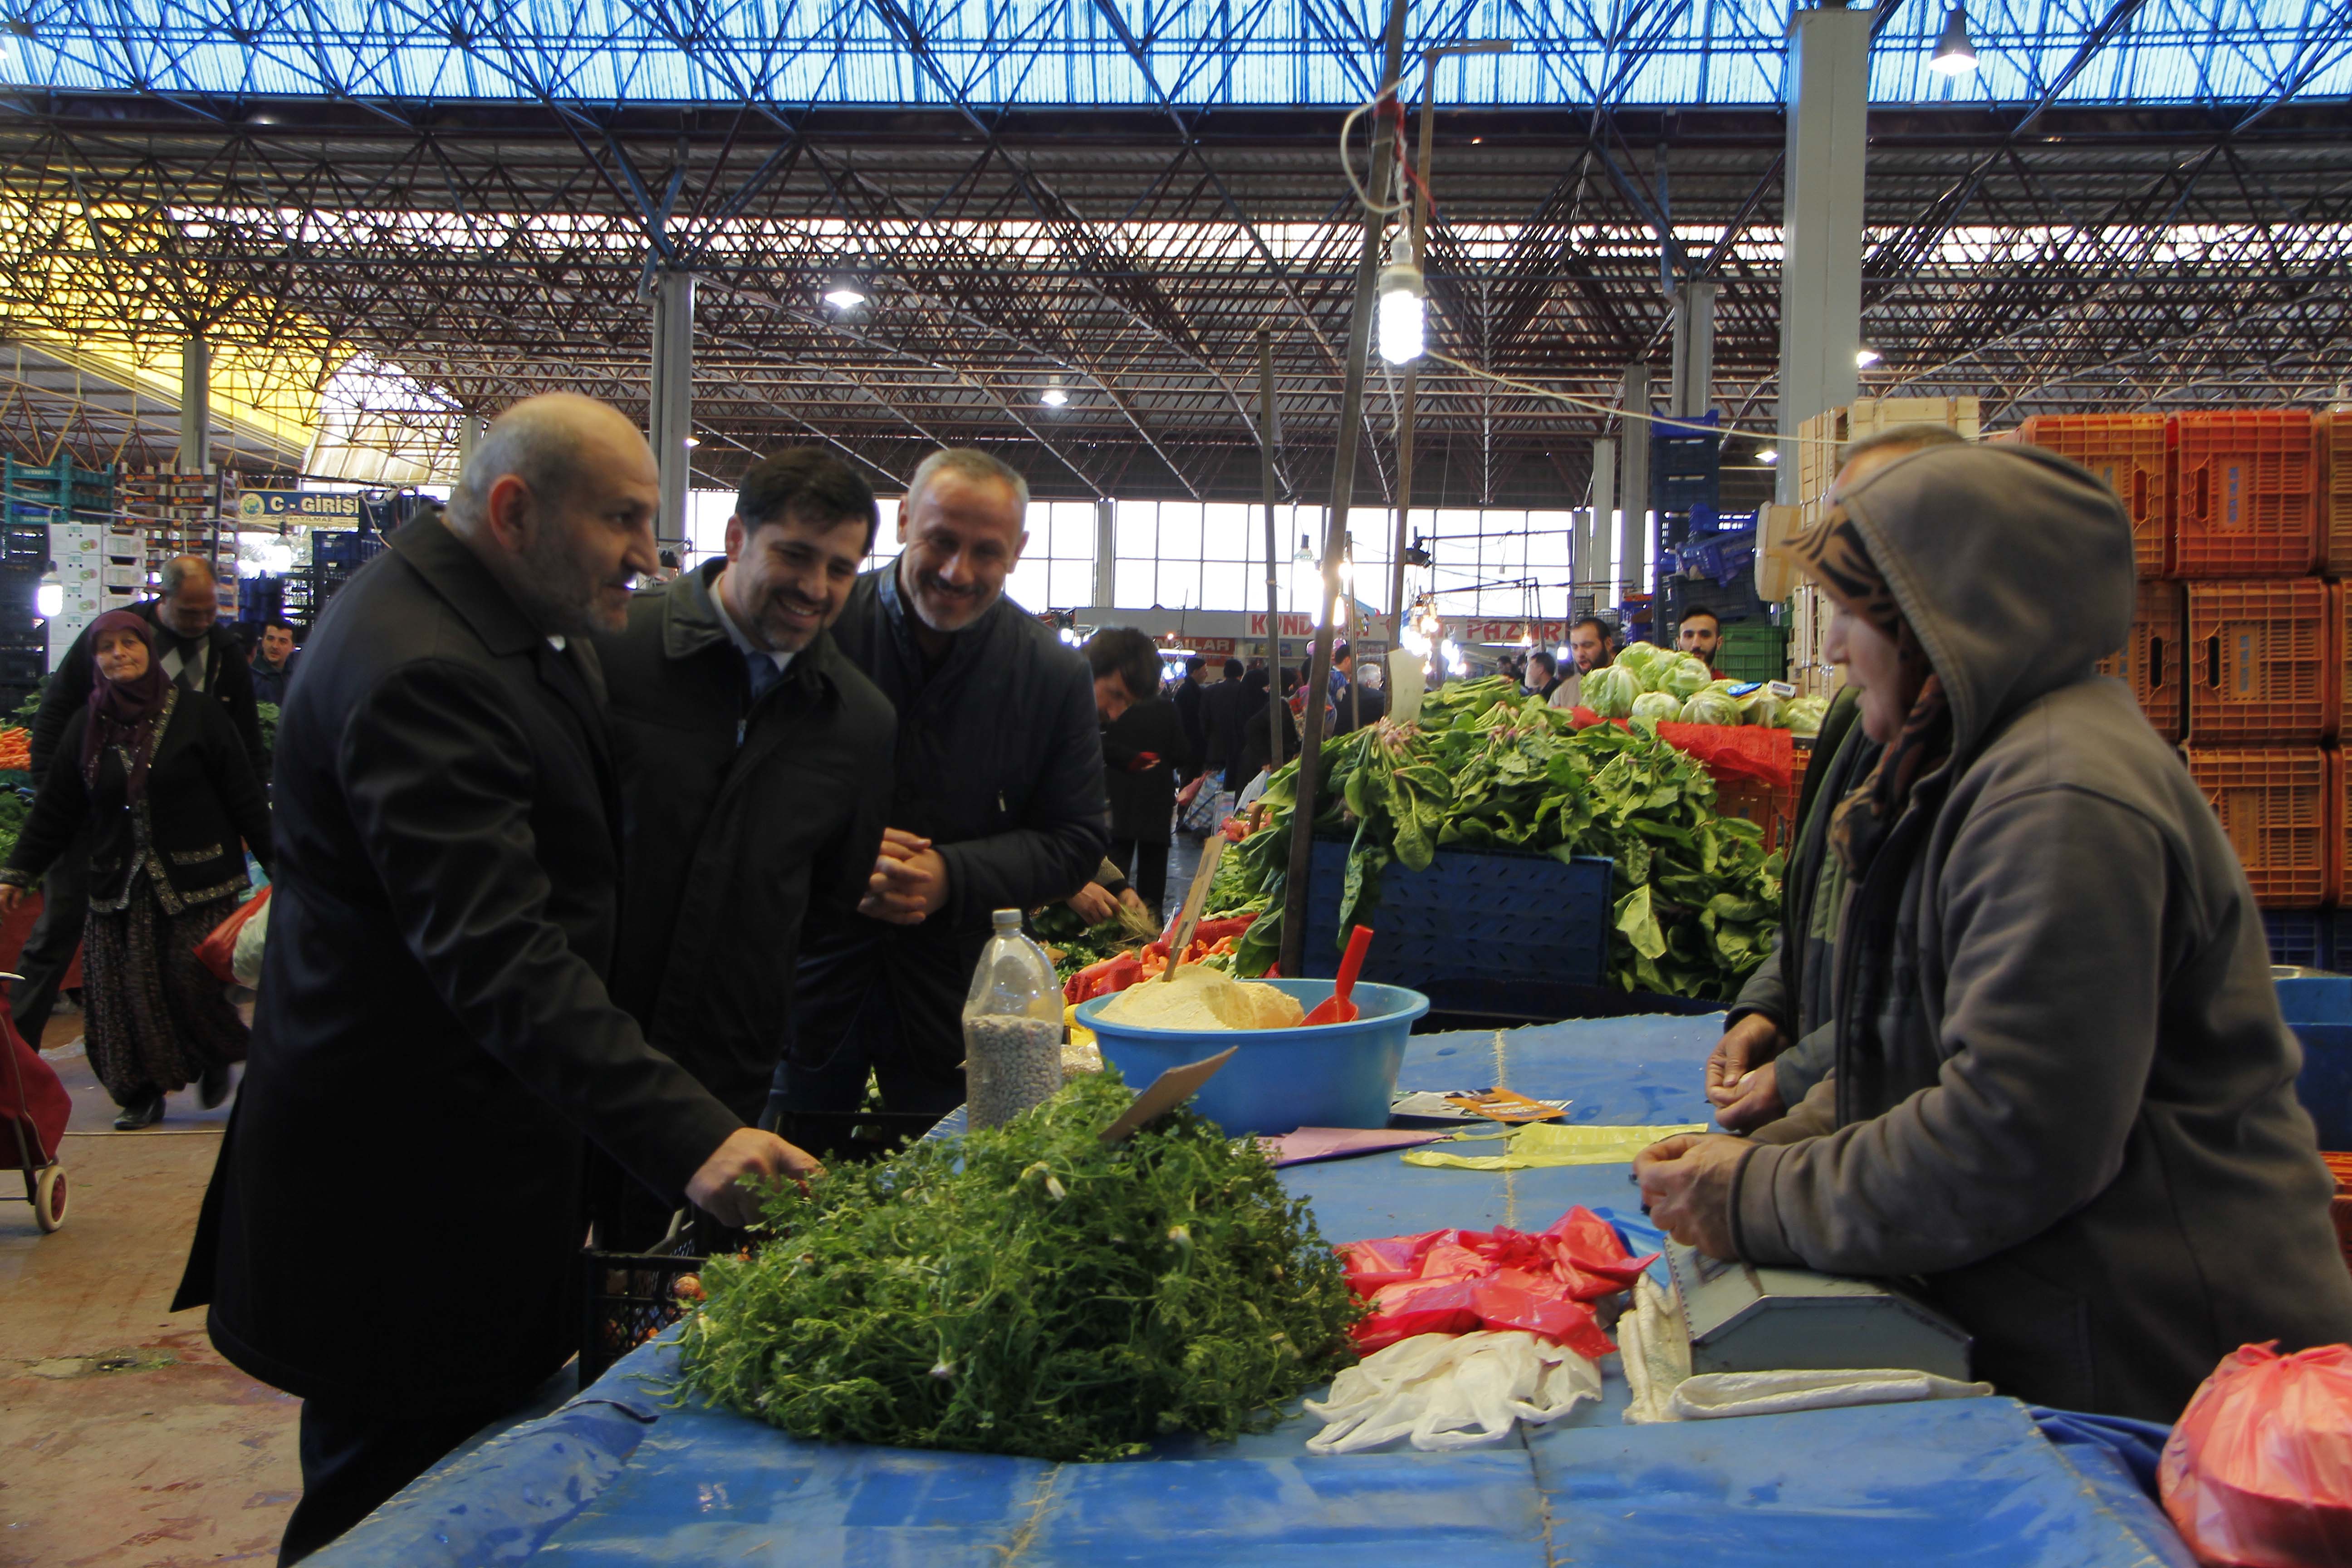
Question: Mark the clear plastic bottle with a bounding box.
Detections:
[962,909,1067,1129]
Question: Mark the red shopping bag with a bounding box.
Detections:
[2160,1341,2352,1566]
[1336,1207,1655,1360]
[194,885,270,985]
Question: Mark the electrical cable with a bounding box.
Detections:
[1424,352,1855,450]
[1339,89,1412,216]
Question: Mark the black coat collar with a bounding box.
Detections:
[385,516,544,659]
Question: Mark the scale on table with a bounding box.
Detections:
[1664,1240,1974,1380]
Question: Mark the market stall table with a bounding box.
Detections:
[316,1014,2192,1568]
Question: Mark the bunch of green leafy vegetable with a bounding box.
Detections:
[255,702,279,757]
[0,788,27,864]
[1223,677,1783,1000]
[1028,901,1152,980]
[676,1068,1361,1462]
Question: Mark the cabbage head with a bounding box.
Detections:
[1784,695,1830,737]
[1617,640,1671,690]
[1659,654,1713,701]
[1630,691,1682,727]
[1740,691,1787,729]
[1584,663,1641,720]
[1680,691,1741,726]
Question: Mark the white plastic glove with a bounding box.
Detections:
[1304,1330,1601,1454]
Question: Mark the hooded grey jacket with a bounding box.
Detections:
[1731,443,2352,1422]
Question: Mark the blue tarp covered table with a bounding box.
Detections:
[318,1015,2192,1567]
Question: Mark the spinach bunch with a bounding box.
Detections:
[1225,678,1783,1000]
[676,1069,1361,1462]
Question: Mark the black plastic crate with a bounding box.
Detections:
[580,1221,710,1389]
[1,524,47,567]
[2268,909,2334,970]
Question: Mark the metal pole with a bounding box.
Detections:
[649,269,695,558]
[1619,365,1651,609]
[1257,333,1284,781]
[178,334,210,474]
[1279,0,1411,980]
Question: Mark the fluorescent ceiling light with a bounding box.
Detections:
[1041,374,1069,407]
[1856,347,1882,368]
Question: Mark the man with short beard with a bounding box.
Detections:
[175,394,820,1565]
[591,449,895,1240]
[773,448,1108,1123]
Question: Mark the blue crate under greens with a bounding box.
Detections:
[2267,909,2334,970]
[1303,836,1613,992]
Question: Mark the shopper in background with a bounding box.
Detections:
[175,394,820,1566]
[0,611,271,1129]
[592,448,896,1244]
[1547,616,1614,711]
[1197,655,1249,784]
[1676,606,1724,674]
[1705,426,1964,1134]
[777,448,1108,1123]
[14,554,265,1053]
[1526,649,1562,701]
[1229,664,1299,802]
[1636,441,2352,1421]
[247,619,300,706]
[1085,627,1200,919]
[1171,655,1208,784]
[1329,639,1387,735]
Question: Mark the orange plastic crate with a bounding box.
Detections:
[2016,413,2169,577]
[2185,745,2332,907]
[2322,413,2352,577]
[2096,578,2185,741]
[2170,410,2319,578]
[2186,578,2337,744]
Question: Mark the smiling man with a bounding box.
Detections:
[590,448,896,1241]
[773,447,1108,1126]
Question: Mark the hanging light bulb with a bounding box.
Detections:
[1040,374,1070,407]
[1376,230,1425,367]
[35,564,62,620]
[1757,448,1780,466]
[1929,5,1977,76]
[823,275,870,310]
[1856,347,1882,368]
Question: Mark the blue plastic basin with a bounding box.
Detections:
[1076,978,1431,1137]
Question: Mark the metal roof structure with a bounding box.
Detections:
[2,1,2349,505]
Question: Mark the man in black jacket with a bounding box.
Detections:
[175,395,819,1565]
[1197,656,1248,784]
[592,449,895,1237]
[13,555,265,1047]
[773,448,1109,1121]
[1086,627,1199,917]
[1171,655,1207,784]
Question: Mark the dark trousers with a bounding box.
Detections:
[1109,837,1170,918]
[279,1396,501,1564]
[9,828,89,1044]
[766,926,976,1126]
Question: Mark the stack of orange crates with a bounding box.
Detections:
[2014,410,2336,934]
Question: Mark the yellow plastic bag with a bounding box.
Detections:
[1403,1120,1706,1171]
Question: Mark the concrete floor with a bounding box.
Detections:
[0,1015,297,1568]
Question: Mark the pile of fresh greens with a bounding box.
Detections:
[1028,902,1140,980]
[1214,677,1784,1000]
[255,702,280,756]
[676,1068,1360,1462]
[0,788,27,864]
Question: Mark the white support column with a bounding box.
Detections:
[1671,280,1719,421]
[1618,366,1650,605]
[649,270,695,554]
[178,334,211,473]
[1777,5,1871,505]
[455,411,482,472]
[1093,498,1116,608]
[1586,439,1615,603]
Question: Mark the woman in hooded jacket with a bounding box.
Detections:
[0,611,273,1129]
[1635,442,2352,1422]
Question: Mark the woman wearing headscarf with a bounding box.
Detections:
[1632,442,2352,1422]
[0,610,273,1129]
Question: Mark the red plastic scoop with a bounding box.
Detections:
[1304,925,1375,1025]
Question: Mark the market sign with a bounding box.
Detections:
[1245,612,1323,637]
[237,490,365,523]
[1459,620,1571,645]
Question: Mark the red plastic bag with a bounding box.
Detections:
[1335,1207,1656,1361]
[1565,709,1793,789]
[2160,1341,2352,1566]
[194,885,270,985]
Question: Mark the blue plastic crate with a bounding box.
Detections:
[1656,470,1721,515]
[2277,973,2352,1148]
[2267,909,2332,970]
[1303,837,1614,991]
